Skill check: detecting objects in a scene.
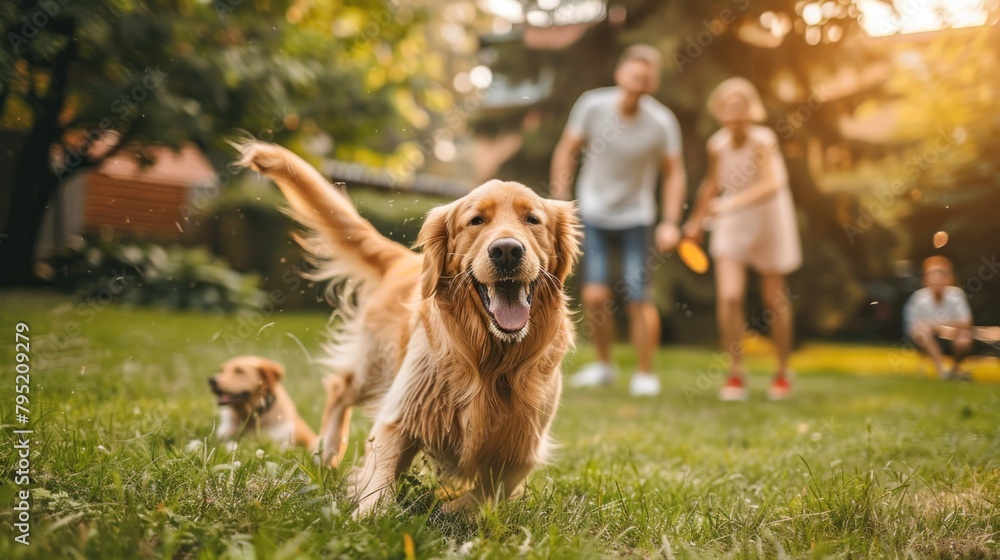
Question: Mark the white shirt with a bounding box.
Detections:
[565,87,683,229]
[903,286,972,334]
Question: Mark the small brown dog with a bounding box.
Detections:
[208,356,316,449]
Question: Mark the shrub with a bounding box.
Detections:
[49,239,266,312]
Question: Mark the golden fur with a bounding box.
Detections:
[234,141,581,516]
[209,356,317,449]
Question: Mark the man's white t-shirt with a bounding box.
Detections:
[565,86,683,230]
[903,286,972,334]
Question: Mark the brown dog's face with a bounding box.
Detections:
[417,180,580,343]
[208,356,284,407]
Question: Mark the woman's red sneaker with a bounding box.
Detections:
[719,374,749,401]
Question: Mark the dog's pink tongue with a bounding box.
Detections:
[489,283,530,332]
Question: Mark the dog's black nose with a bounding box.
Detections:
[208,377,218,389]
[489,238,524,272]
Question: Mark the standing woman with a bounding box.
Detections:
[682,78,802,401]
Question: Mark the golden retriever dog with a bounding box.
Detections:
[209,355,317,450]
[234,140,581,516]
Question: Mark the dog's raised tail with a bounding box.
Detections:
[232,140,411,290]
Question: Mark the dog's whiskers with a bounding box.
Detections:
[540,269,561,289]
[449,269,474,290]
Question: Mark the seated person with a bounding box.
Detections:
[903,256,973,380]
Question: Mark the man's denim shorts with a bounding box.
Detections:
[580,222,653,302]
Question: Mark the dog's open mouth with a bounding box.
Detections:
[474,277,534,336]
[213,390,251,406]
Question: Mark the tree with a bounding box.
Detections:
[894,25,1000,326]
[0,0,448,285]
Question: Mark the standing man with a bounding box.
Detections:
[550,44,687,396]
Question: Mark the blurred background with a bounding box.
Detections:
[1,0,999,346]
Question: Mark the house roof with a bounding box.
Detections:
[95,144,216,188]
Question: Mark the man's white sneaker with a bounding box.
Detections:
[629,373,661,396]
[569,362,616,387]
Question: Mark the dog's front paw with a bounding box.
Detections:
[352,488,386,519]
[440,492,481,515]
[317,438,346,468]
[350,481,392,519]
[347,466,394,519]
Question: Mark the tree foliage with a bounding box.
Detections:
[894,25,1000,326]
[0,0,451,284]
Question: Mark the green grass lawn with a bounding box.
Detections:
[1,291,998,559]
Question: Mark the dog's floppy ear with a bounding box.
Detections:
[547,199,582,284]
[256,358,285,388]
[415,203,453,299]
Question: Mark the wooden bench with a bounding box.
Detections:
[936,325,1000,347]
[918,326,1000,379]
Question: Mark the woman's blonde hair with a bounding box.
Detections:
[708,77,766,122]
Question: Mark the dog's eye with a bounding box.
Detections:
[525,214,541,225]
[235,368,244,375]
[469,216,485,226]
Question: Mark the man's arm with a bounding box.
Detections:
[549,131,585,201]
[660,153,687,226]
[654,153,687,251]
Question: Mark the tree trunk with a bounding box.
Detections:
[0,19,76,287]
[0,132,62,286]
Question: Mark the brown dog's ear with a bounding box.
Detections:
[547,199,582,284]
[414,203,453,299]
[256,358,285,388]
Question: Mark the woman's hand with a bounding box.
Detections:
[655,222,681,252]
[680,220,704,245]
[706,197,726,217]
